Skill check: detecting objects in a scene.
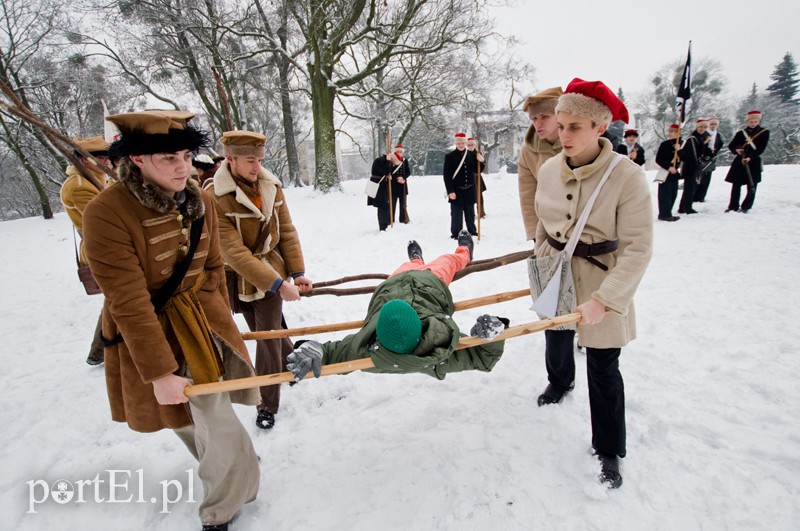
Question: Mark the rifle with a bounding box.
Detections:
[742,158,755,192]
[385,128,393,228]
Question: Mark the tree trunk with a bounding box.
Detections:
[0,115,54,219]
[310,73,339,191]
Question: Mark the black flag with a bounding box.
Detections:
[675,42,692,126]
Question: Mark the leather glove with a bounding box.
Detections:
[287,340,323,381]
[470,315,510,339]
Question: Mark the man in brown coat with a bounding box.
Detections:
[60,135,111,366]
[83,110,260,531]
[517,86,563,241]
[206,130,312,430]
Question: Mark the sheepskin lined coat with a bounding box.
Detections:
[534,138,653,348]
[60,165,110,265]
[83,160,259,433]
[206,161,305,301]
[518,126,562,241]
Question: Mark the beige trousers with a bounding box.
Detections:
[174,392,260,525]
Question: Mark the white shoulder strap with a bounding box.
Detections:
[564,154,624,258]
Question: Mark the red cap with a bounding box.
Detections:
[623,129,638,137]
[394,144,404,150]
[467,137,475,141]
[696,118,708,124]
[454,132,467,138]
[561,78,629,123]
[747,110,762,117]
[668,124,680,130]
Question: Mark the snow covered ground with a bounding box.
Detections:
[1,165,798,530]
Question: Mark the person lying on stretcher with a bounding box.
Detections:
[287,231,509,381]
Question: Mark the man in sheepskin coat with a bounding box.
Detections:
[206,130,312,431]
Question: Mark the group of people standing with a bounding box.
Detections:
[654,112,770,221]
[368,133,488,237]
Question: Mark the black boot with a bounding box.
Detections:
[536,382,574,406]
[457,230,474,260]
[86,349,104,366]
[595,452,623,488]
[202,524,228,531]
[407,240,423,262]
[256,409,275,430]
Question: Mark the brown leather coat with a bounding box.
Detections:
[83,160,258,433]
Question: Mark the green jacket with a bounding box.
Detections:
[322,270,505,379]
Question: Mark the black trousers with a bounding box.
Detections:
[544,329,626,458]
[678,172,697,213]
[694,171,712,202]
[728,182,758,211]
[449,187,476,238]
[376,184,408,230]
[657,176,679,218]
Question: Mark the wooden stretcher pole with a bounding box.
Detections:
[185,312,581,397]
[242,288,531,340]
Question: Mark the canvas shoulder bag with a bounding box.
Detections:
[527,154,623,323]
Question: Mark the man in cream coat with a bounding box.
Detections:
[534,79,653,489]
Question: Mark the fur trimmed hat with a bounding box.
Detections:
[106,110,209,156]
[623,129,638,138]
[220,130,267,158]
[696,119,709,125]
[522,86,563,115]
[376,299,421,354]
[454,132,467,139]
[746,110,762,120]
[708,117,720,125]
[668,123,680,130]
[556,78,628,125]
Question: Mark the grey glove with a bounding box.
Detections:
[286,340,324,381]
[470,315,509,339]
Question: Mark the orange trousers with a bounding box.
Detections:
[389,246,471,286]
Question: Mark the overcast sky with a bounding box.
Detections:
[492,0,800,101]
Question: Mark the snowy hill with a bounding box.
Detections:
[1,165,798,530]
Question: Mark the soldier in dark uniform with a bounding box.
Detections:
[655,124,682,221]
[677,119,711,215]
[725,110,770,213]
[369,150,405,231]
[443,132,484,239]
[694,117,724,202]
[468,137,488,218]
[615,129,645,166]
[391,144,411,224]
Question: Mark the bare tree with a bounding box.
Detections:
[278,0,496,191]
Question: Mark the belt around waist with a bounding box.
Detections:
[546,235,619,271]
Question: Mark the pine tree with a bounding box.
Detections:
[766,52,799,104]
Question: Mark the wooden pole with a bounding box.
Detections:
[475,140,482,241]
[186,312,581,396]
[242,288,532,340]
[385,128,393,228]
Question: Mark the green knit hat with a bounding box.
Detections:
[376,299,422,354]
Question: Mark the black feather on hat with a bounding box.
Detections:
[106,110,210,156]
